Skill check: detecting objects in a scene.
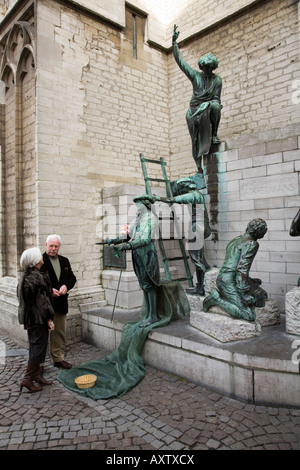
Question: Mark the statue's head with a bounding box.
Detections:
[176,177,197,194]
[133,194,155,209]
[198,53,219,72]
[246,219,268,240]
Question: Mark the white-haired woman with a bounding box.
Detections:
[18,247,55,392]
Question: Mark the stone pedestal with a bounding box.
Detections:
[102,269,143,309]
[203,267,219,293]
[255,299,281,327]
[190,309,261,342]
[188,297,280,342]
[285,287,300,335]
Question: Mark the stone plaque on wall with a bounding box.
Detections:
[103,245,126,269]
[240,174,299,200]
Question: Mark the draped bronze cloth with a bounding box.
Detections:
[58,281,189,399]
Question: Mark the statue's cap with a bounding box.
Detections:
[176,177,194,186]
[133,194,155,204]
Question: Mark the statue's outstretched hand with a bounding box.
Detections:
[173,24,180,43]
[120,243,132,251]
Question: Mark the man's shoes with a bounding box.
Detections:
[54,360,72,369]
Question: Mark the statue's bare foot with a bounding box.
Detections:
[212,135,221,145]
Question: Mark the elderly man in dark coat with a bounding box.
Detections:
[42,235,76,369]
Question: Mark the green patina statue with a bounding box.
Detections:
[58,196,190,399]
[155,177,211,295]
[172,24,222,173]
[289,208,300,286]
[203,219,268,322]
[106,194,160,328]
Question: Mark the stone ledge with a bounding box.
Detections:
[81,306,300,407]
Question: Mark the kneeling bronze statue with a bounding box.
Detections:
[203,219,268,322]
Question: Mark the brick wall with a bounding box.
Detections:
[35,0,170,295]
[203,131,300,311]
[165,0,300,310]
[169,0,300,176]
[167,0,300,310]
[164,0,263,42]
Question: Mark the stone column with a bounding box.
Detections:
[285,287,300,335]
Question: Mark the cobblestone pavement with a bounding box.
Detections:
[1,334,300,452]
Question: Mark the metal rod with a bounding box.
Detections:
[111,268,123,322]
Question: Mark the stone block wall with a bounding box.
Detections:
[168,0,300,311]
[164,0,264,44]
[34,0,170,300]
[169,0,300,177]
[203,129,300,311]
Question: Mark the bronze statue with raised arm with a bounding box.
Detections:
[172,25,222,173]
